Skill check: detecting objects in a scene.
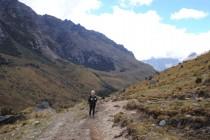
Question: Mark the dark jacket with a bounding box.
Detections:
[88,95,97,105]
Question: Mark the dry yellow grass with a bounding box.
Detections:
[118,51,210,140]
[0,53,104,112]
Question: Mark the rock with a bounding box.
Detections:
[185,114,192,118]
[0,27,5,39]
[33,121,40,126]
[146,100,152,103]
[0,56,9,65]
[192,103,199,106]
[114,132,123,138]
[185,126,190,131]
[37,100,50,110]
[159,120,166,126]
[196,97,204,101]
[0,115,23,125]
[152,124,156,127]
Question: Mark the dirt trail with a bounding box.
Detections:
[36,99,129,140]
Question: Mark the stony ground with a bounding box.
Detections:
[0,99,131,140]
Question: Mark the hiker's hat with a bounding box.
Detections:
[91,90,95,94]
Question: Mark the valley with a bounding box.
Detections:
[0,0,210,140]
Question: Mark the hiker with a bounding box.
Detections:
[88,90,97,117]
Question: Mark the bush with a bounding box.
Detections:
[148,76,153,80]
[114,112,133,127]
[127,123,151,140]
[195,77,202,84]
[177,87,182,91]
[125,100,139,110]
[0,107,14,115]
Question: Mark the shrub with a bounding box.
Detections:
[0,107,14,115]
[127,123,151,140]
[177,87,182,91]
[195,77,202,84]
[114,112,125,124]
[125,100,139,110]
[114,112,133,127]
[148,76,153,80]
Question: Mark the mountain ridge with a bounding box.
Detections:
[0,0,155,111]
[144,57,180,71]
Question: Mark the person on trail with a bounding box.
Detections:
[88,90,97,117]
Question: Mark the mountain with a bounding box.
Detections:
[117,51,210,139]
[143,57,180,71]
[0,0,155,111]
[183,52,198,61]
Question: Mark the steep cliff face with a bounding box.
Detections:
[0,0,155,111]
[0,0,154,73]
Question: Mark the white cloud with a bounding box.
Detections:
[171,8,208,20]
[19,0,101,20]
[71,7,210,60]
[129,0,153,6]
[120,0,153,7]
[19,0,210,60]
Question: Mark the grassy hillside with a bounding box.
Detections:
[116,51,210,140]
[0,50,105,112]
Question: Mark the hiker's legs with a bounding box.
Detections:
[92,104,96,117]
[89,104,92,116]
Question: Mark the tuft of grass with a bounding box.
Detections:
[127,122,180,140]
[125,99,139,110]
[0,107,15,115]
[113,112,133,127]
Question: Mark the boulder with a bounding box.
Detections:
[0,115,23,125]
[36,100,50,110]
[159,120,166,126]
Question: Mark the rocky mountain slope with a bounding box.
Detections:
[0,0,155,112]
[117,51,210,139]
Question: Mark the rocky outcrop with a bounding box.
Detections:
[0,0,155,74]
[0,115,23,125]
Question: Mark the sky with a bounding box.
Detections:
[19,0,210,60]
